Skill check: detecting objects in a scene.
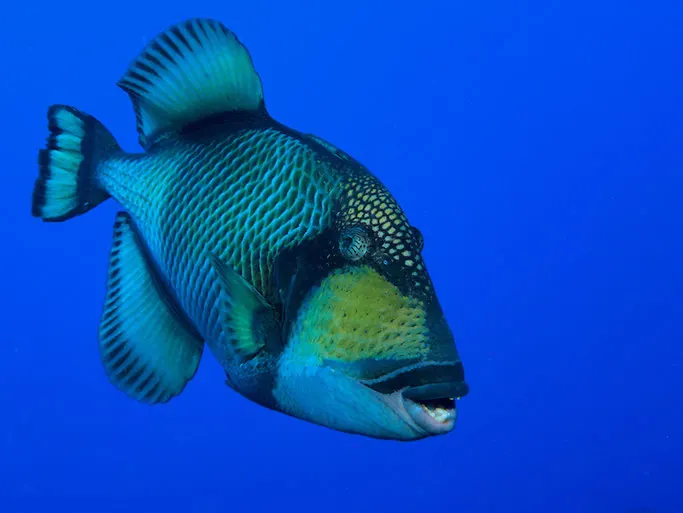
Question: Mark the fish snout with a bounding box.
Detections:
[360,361,469,436]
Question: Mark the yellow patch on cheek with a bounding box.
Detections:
[290,266,429,362]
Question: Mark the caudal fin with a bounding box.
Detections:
[32,105,120,222]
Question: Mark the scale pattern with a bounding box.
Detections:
[104,127,342,349]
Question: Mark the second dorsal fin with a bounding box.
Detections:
[117,18,264,149]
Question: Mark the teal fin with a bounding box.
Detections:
[209,254,281,362]
[32,105,118,222]
[99,212,204,404]
[117,18,264,149]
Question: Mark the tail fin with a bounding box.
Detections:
[32,105,120,222]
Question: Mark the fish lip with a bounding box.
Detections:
[401,380,469,402]
[360,360,468,397]
[362,383,461,437]
[361,361,469,402]
[358,360,468,437]
[400,392,457,435]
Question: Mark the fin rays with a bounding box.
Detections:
[209,253,282,363]
[117,18,264,149]
[99,212,204,404]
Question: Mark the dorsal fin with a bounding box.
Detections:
[117,18,264,149]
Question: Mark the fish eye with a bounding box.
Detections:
[339,226,370,261]
[411,226,424,252]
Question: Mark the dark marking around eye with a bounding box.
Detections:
[339,226,370,261]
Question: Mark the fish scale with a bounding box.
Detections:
[104,128,342,351]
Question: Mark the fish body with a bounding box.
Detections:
[32,18,469,441]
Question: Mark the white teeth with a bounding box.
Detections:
[421,404,455,423]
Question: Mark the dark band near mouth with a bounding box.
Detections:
[360,360,469,399]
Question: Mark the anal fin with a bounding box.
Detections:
[99,212,203,404]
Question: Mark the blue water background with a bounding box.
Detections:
[1,1,681,512]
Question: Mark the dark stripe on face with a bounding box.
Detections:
[360,361,469,400]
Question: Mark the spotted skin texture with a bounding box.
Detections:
[288,265,429,364]
[306,133,432,299]
[336,174,433,300]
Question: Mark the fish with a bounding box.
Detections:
[31,17,469,441]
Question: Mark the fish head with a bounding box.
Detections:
[271,177,469,441]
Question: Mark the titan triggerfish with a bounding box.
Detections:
[32,18,469,441]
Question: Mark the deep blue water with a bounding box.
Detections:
[2,1,682,512]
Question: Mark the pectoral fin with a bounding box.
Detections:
[209,254,282,363]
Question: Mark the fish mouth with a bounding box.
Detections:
[361,361,469,436]
[402,395,457,435]
[400,381,466,435]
